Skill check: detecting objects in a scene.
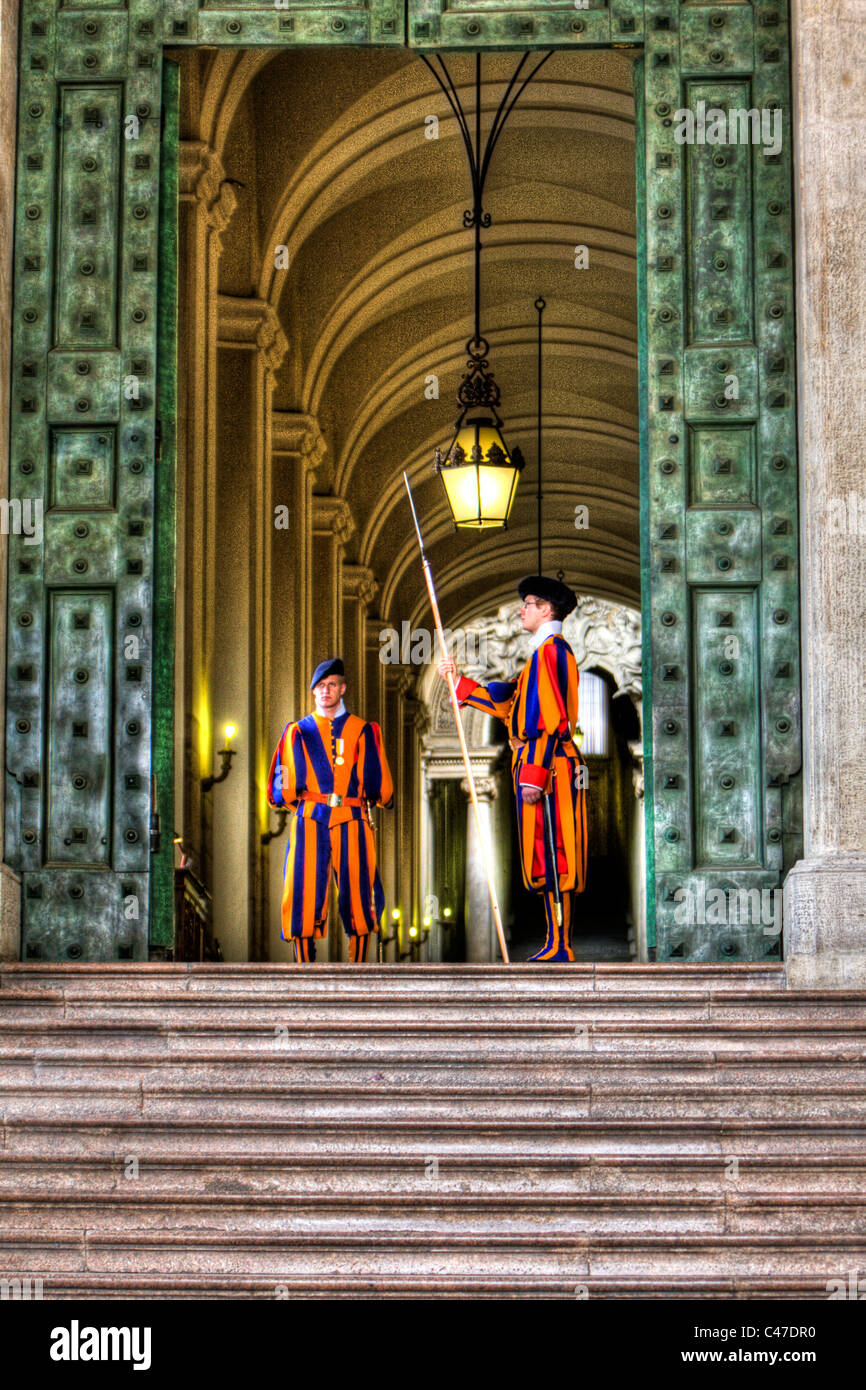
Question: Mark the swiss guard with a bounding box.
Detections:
[267,658,394,962]
[439,576,588,963]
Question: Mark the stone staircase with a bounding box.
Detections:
[1,961,866,1299]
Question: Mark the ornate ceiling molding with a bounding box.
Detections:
[256,73,636,306]
[199,49,279,154]
[305,221,636,421]
[334,324,639,497]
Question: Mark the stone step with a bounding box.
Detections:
[4,1192,866,1238]
[4,993,866,1026]
[3,959,862,1299]
[4,1271,843,1299]
[5,1116,866,1157]
[4,1077,866,1123]
[3,1151,865,1196]
[4,1021,865,1057]
[1,1228,863,1279]
[5,1073,866,1117]
[3,1055,864,1088]
[0,962,787,996]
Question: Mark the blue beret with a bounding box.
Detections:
[310,657,345,690]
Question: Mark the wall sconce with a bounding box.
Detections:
[261,807,288,846]
[400,921,430,963]
[201,722,237,792]
[377,908,400,962]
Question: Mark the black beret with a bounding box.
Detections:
[517,575,577,618]
[310,656,345,690]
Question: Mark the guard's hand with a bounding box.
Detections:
[522,786,542,805]
[438,657,458,682]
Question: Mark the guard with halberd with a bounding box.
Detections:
[438,576,588,962]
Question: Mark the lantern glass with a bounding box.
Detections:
[438,417,521,529]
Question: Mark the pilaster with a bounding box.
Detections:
[176,143,237,879]
[342,565,378,713]
[211,295,288,962]
[785,0,866,986]
[311,495,354,662]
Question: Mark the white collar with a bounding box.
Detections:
[531,619,562,650]
[315,700,346,720]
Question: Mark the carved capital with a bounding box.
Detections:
[179,142,237,241]
[272,412,327,474]
[343,565,379,610]
[397,669,417,699]
[312,494,355,546]
[460,776,498,803]
[217,294,288,378]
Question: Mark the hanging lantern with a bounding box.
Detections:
[421,52,548,531]
[434,338,525,529]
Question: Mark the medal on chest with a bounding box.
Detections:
[334,738,345,767]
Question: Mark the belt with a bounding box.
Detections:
[299,791,366,809]
[509,736,575,754]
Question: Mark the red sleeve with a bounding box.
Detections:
[518,763,550,789]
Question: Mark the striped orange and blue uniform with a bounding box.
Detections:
[456,633,587,961]
[267,711,394,961]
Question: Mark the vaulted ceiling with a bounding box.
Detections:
[183,45,639,633]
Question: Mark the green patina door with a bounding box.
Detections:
[6,0,800,962]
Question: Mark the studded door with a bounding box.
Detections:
[7,1,799,962]
[408,0,801,962]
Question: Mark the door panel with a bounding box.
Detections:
[409,0,802,961]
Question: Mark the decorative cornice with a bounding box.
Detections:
[343,565,379,610]
[179,141,237,238]
[271,412,327,473]
[312,494,355,545]
[217,295,288,377]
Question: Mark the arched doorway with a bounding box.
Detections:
[3,7,803,966]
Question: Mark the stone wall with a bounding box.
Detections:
[0,0,21,958]
[784,0,866,986]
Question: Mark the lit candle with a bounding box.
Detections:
[223,722,237,746]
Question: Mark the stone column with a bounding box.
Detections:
[400,680,428,958]
[0,0,20,958]
[177,144,237,880]
[212,296,287,962]
[365,615,384,728]
[460,775,500,963]
[378,667,403,956]
[311,496,354,663]
[784,1,866,987]
[342,566,378,714]
[420,774,443,962]
[267,414,325,962]
[310,497,353,961]
[270,413,325,724]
